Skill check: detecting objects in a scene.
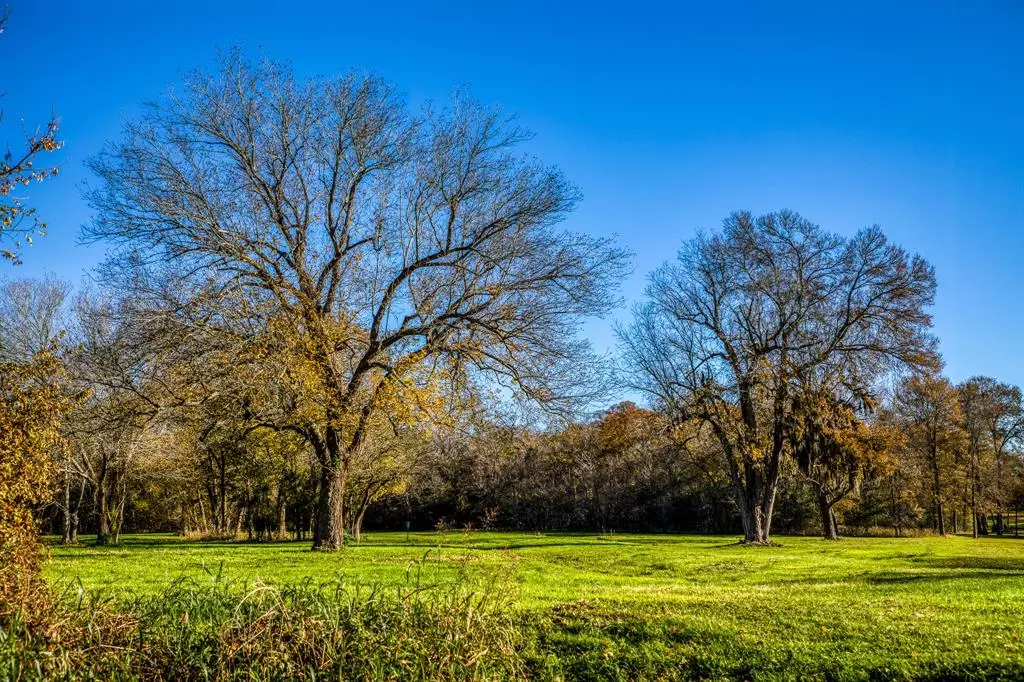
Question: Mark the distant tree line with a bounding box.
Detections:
[2,54,1022,557]
[2,270,1021,545]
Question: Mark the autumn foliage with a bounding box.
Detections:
[0,351,74,604]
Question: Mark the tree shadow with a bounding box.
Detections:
[864,569,1024,584]
[914,556,1024,572]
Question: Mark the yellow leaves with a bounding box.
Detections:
[0,351,76,589]
[370,353,457,430]
[234,305,467,448]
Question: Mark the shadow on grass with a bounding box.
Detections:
[915,555,1024,571]
[864,568,1024,584]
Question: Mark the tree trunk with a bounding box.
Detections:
[312,463,347,550]
[219,454,228,533]
[354,506,367,543]
[61,472,73,544]
[232,505,245,537]
[69,515,79,543]
[68,477,84,543]
[817,490,839,540]
[890,477,901,537]
[95,485,111,545]
[971,461,979,538]
[276,494,287,541]
[736,479,775,544]
[929,439,945,535]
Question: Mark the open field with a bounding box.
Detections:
[42,532,1024,680]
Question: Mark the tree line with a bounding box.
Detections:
[2,55,1022,556]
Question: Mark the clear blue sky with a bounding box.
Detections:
[2,0,1021,391]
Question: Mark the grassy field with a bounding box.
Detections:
[43,532,1024,680]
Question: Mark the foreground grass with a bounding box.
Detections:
[32,532,1024,679]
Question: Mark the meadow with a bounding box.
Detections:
[38,532,1024,680]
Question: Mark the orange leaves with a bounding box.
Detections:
[591,401,666,454]
[39,136,61,153]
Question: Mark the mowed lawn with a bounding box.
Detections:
[46,533,1024,679]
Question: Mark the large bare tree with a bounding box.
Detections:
[620,210,937,543]
[83,54,628,549]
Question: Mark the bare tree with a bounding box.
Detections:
[0,275,70,362]
[620,211,937,543]
[82,54,628,549]
[67,294,158,544]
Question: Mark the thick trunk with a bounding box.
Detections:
[737,482,775,544]
[312,463,347,550]
[936,500,946,535]
[740,506,770,543]
[727,455,779,545]
[818,491,839,540]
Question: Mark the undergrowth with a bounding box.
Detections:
[1,559,526,681]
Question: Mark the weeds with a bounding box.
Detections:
[1,555,527,681]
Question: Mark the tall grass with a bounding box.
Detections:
[1,556,528,681]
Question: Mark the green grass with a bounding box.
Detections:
[41,532,1024,680]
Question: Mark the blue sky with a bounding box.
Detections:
[2,0,1021,392]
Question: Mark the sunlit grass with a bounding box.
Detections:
[44,532,1024,679]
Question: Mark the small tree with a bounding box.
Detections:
[0,351,73,602]
[895,374,965,535]
[789,390,902,539]
[958,376,1023,536]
